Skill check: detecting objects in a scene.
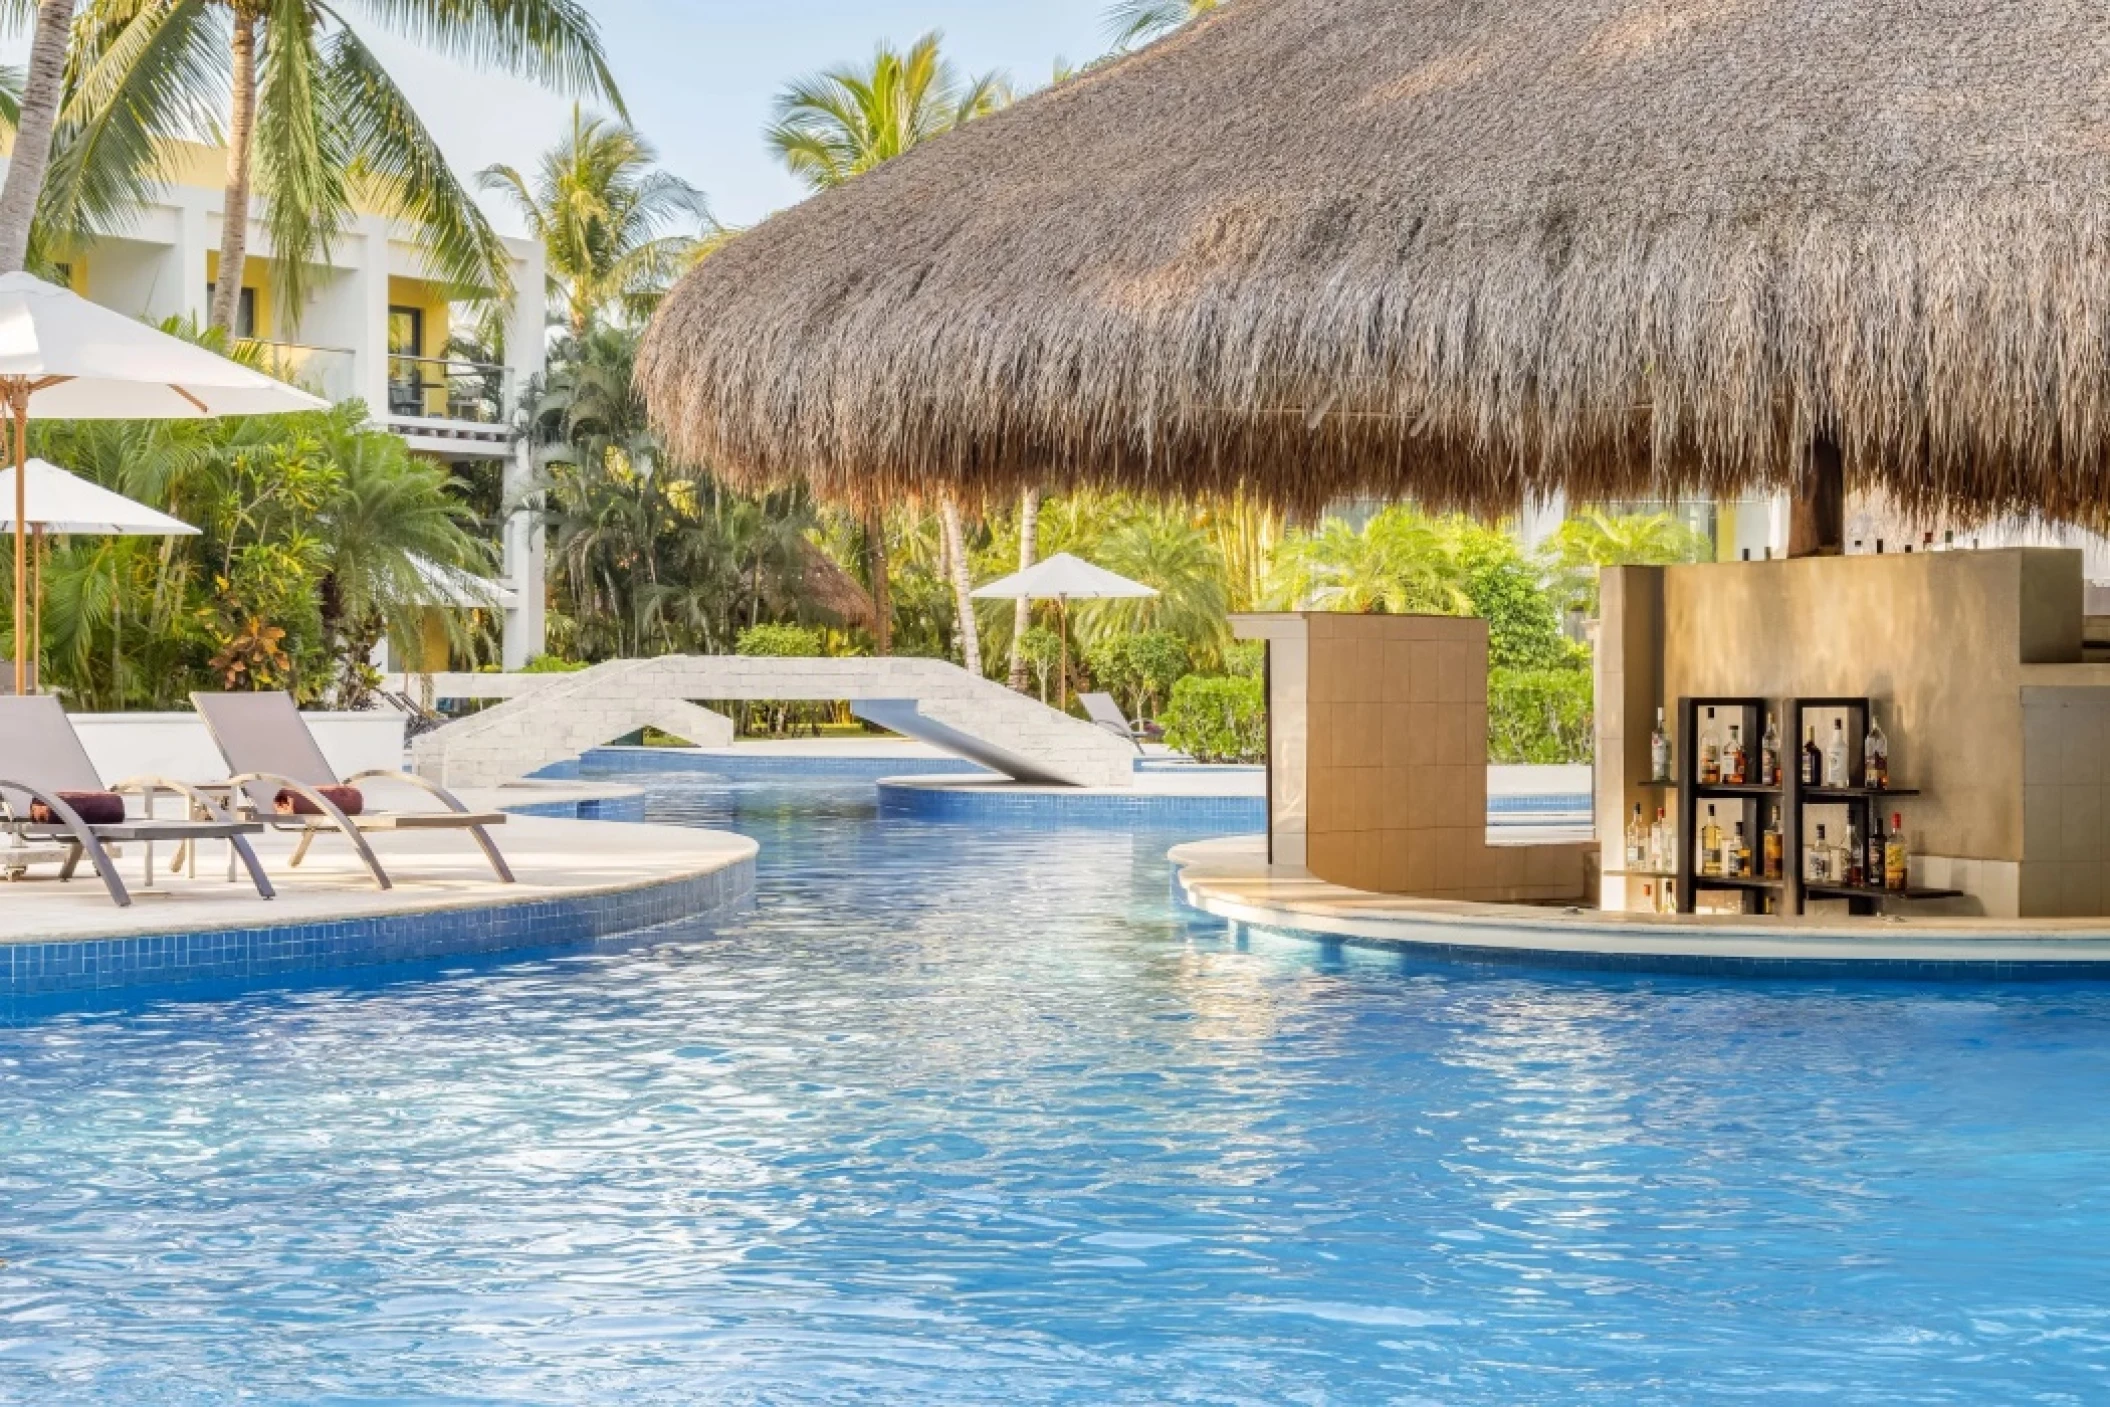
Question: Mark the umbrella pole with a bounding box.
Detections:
[1058,595,1069,712]
[30,524,41,695]
[9,382,23,696]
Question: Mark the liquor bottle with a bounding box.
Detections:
[1725,725,1747,786]
[1760,713,1782,787]
[1652,807,1671,873]
[1885,813,1910,892]
[1732,822,1751,879]
[1699,708,1722,786]
[1700,804,1722,877]
[1806,823,1832,883]
[1844,820,1864,888]
[1825,719,1850,788]
[1864,709,1890,791]
[1627,805,1647,868]
[1762,809,1784,880]
[1650,708,1672,783]
[1866,813,1886,891]
[1800,726,1822,787]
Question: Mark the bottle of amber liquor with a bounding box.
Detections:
[1699,708,1722,786]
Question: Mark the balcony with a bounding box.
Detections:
[247,340,358,404]
[385,355,517,459]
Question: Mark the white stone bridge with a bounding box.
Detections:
[400,657,1136,790]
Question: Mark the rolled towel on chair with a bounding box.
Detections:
[274,784,366,817]
[29,790,127,825]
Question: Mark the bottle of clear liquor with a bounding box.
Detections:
[1825,720,1850,788]
[1760,713,1782,787]
[1651,808,1671,873]
[1806,823,1832,883]
[1725,725,1747,786]
[1699,709,1723,785]
[1885,812,1910,892]
[1700,804,1723,877]
[1650,708,1672,783]
[1844,820,1864,887]
[1865,709,1890,791]
[1627,804,1647,868]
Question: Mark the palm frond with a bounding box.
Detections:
[321,21,512,300]
[338,0,623,116]
[254,0,348,327]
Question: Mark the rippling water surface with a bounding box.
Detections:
[4,776,2110,1404]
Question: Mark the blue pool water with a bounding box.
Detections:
[5,776,2110,1403]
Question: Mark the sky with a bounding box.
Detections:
[358,1,1117,237]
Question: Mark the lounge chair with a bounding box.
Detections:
[1080,692,1165,754]
[0,695,273,907]
[191,691,513,891]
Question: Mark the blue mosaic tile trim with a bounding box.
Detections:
[553,747,993,781]
[503,794,649,823]
[0,858,755,998]
[1172,882,2110,982]
[1490,793,1592,815]
[877,782,1269,830]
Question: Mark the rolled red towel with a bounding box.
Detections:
[28,790,127,825]
[273,784,366,817]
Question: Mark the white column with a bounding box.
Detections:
[172,196,212,326]
[501,436,545,669]
[354,216,391,416]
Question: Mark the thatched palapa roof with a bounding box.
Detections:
[640,0,2110,521]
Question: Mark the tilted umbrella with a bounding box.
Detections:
[0,272,326,692]
[971,553,1156,710]
[0,458,201,692]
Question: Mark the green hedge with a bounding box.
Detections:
[1487,667,1593,764]
[1161,674,1267,763]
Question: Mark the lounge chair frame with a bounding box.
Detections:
[0,774,273,908]
[192,690,514,892]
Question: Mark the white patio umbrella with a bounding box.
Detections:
[0,458,201,692]
[0,272,327,691]
[972,552,1157,709]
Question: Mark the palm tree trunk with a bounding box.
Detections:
[863,505,892,655]
[210,7,259,336]
[1006,487,1039,690]
[940,495,981,676]
[0,0,76,274]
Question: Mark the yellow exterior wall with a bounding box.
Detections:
[204,250,274,340]
[385,277,451,357]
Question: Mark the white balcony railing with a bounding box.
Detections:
[247,340,358,405]
[386,355,514,426]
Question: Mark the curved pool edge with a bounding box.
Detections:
[1171,835,2110,978]
[0,815,757,999]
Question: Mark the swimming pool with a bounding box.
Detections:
[4,774,2109,1403]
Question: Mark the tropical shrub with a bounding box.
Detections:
[1161,673,1266,764]
[1487,668,1594,765]
[1221,639,1266,678]
[732,622,828,737]
[735,622,825,657]
[521,654,591,674]
[1086,629,1190,720]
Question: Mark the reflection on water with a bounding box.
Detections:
[1,776,2108,1404]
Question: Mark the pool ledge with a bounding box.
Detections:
[1172,835,2110,977]
[0,809,756,997]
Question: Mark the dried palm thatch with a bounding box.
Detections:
[790,538,877,631]
[640,0,2110,526]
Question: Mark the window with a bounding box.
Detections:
[205,283,258,339]
[388,306,424,358]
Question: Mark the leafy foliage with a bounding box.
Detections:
[766,32,1007,194]
[735,622,825,658]
[1161,673,1266,764]
[1540,509,1714,617]
[1487,668,1595,765]
[1085,629,1190,721]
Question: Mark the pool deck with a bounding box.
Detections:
[1172,835,2110,975]
[0,777,754,996]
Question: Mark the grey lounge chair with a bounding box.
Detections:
[1080,692,1164,754]
[0,695,273,907]
[192,691,512,891]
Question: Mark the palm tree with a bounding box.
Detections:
[1267,507,1475,615]
[766,31,1007,659]
[481,106,716,339]
[0,0,76,272]
[55,0,624,336]
[1540,508,1713,616]
[1103,0,1222,49]
[1006,488,1039,690]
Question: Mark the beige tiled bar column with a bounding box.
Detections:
[1236,612,1594,903]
